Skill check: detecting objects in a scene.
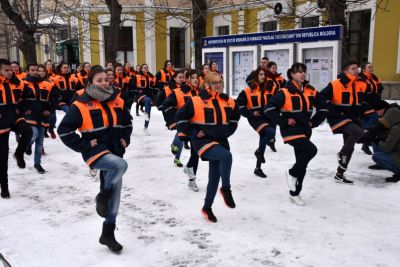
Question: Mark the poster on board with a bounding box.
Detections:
[232,51,254,96]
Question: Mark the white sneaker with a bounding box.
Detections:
[188,179,199,192]
[285,170,298,191]
[289,195,306,206]
[143,128,150,136]
[144,112,150,122]
[183,166,196,180]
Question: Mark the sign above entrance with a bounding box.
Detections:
[202,25,342,48]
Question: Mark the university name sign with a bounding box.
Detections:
[202,25,342,48]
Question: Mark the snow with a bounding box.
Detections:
[0,110,399,267]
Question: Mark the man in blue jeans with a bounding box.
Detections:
[370,107,400,182]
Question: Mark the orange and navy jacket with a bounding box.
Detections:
[21,75,58,128]
[175,88,240,157]
[267,72,286,89]
[124,67,136,78]
[265,80,329,143]
[0,74,25,134]
[320,72,374,133]
[53,74,83,106]
[155,68,174,90]
[76,70,89,87]
[163,83,199,130]
[57,89,133,167]
[155,79,177,110]
[131,72,157,100]
[359,71,388,111]
[237,81,277,133]
[16,71,27,81]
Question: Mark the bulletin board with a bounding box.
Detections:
[261,44,294,81]
[202,48,228,93]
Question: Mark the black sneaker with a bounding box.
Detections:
[361,144,372,155]
[219,187,236,208]
[368,164,384,170]
[254,168,267,178]
[13,153,26,169]
[201,207,217,223]
[34,164,46,174]
[0,185,10,199]
[385,173,400,183]
[184,140,190,150]
[44,130,49,138]
[334,173,354,184]
[25,146,32,155]
[254,149,266,163]
[268,140,277,152]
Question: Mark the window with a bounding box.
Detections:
[170,27,185,68]
[301,16,319,28]
[57,28,68,41]
[348,10,371,65]
[103,26,133,64]
[261,21,277,32]
[218,26,229,36]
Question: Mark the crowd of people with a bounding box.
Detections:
[0,55,398,252]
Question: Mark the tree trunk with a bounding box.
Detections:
[192,0,207,69]
[0,0,37,64]
[325,0,349,65]
[105,0,122,65]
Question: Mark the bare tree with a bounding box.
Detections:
[104,0,122,64]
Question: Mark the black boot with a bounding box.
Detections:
[1,184,10,199]
[25,146,32,155]
[361,144,372,155]
[34,164,46,174]
[96,191,111,218]
[184,140,190,150]
[219,187,236,208]
[385,173,400,183]
[13,153,26,169]
[99,223,123,252]
[201,207,217,223]
[268,140,277,152]
[254,149,266,163]
[254,168,267,178]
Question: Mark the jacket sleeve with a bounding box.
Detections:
[57,105,91,153]
[49,85,59,112]
[163,92,178,129]
[121,109,133,146]
[175,99,195,138]
[360,83,375,116]
[264,90,286,127]
[228,101,240,137]
[75,78,84,90]
[245,71,253,86]
[320,82,347,120]
[378,127,400,153]
[310,91,329,127]
[236,90,253,118]
[155,71,163,90]
[155,88,166,110]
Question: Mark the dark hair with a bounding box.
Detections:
[185,69,198,79]
[26,63,38,71]
[0,58,11,69]
[106,68,114,73]
[342,60,358,71]
[250,67,265,90]
[208,61,217,70]
[82,62,91,69]
[261,57,269,61]
[139,64,148,73]
[163,60,172,69]
[173,70,185,79]
[287,63,307,81]
[11,61,20,66]
[361,62,372,71]
[267,61,277,69]
[87,66,106,85]
[56,62,70,75]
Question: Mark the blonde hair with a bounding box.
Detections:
[203,72,222,87]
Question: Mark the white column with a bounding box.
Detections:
[144,10,157,73]
[238,10,245,34]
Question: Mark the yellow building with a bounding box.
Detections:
[11,0,398,82]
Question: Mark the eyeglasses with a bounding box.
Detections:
[211,81,223,85]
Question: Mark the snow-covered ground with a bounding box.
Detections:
[0,110,399,267]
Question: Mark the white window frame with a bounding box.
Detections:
[202,47,228,93]
[258,9,279,32]
[213,14,232,36]
[98,14,137,67]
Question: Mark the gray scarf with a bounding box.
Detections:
[85,85,114,102]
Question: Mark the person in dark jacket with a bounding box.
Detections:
[0,59,33,198]
[175,72,241,223]
[58,67,132,252]
[358,62,389,155]
[22,64,58,173]
[164,70,200,191]
[237,67,277,178]
[130,64,157,135]
[265,63,328,206]
[320,61,374,184]
[155,60,175,90]
[161,71,187,167]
